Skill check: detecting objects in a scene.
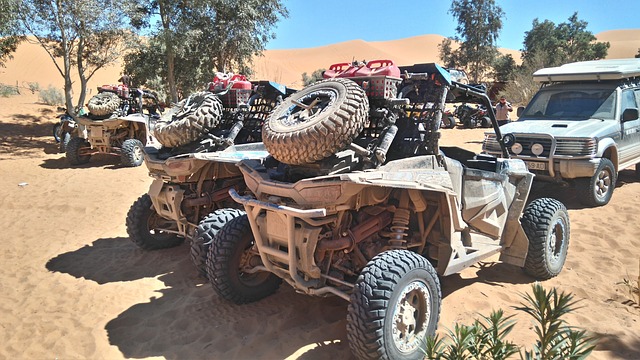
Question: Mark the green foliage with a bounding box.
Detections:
[493,54,516,82]
[126,0,288,102]
[38,85,65,105]
[26,82,40,93]
[0,83,18,97]
[516,284,596,359]
[0,0,24,67]
[14,0,133,114]
[522,12,609,69]
[301,68,326,86]
[440,0,504,83]
[424,285,596,359]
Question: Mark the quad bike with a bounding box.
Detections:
[65,88,163,167]
[52,107,79,153]
[126,79,294,276]
[455,102,491,129]
[206,62,571,360]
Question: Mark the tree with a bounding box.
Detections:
[128,0,288,102]
[440,0,504,83]
[15,0,133,115]
[522,12,609,68]
[0,0,24,67]
[492,54,516,82]
[301,68,326,86]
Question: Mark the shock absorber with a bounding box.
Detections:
[388,208,410,249]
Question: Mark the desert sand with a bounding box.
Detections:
[0,31,639,359]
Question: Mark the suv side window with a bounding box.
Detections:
[622,90,637,111]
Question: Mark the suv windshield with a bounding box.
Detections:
[520,84,617,121]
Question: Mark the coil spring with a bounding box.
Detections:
[389,208,410,249]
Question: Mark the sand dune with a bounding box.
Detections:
[1,30,638,91]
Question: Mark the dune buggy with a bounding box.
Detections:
[205,62,571,360]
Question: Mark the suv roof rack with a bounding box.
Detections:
[533,58,640,83]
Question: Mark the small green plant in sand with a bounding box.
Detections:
[26,82,40,93]
[39,85,64,106]
[423,284,596,359]
[0,83,19,97]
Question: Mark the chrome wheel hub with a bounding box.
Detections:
[391,280,430,353]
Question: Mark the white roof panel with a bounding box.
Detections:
[533,58,640,82]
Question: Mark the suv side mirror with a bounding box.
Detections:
[622,108,639,122]
[517,106,525,117]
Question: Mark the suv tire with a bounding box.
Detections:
[576,158,616,207]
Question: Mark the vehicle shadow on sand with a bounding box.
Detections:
[0,119,62,157]
[47,237,540,359]
[39,154,128,170]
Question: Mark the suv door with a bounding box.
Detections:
[618,88,640,166]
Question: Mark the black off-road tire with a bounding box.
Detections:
[636,163,640,178]
[191,208,245,277]
[521,197,570,280]
[154,91,224,148]
[126,194,183,250]
[441,115,456,129]
[480,116,492,128]
[206,214,282,303]
[66,137,91,165]
[576,158,616,207]
[263,78,369,165]
[347,250,441,360]
[87,92,121,117]
[120,138,144,167]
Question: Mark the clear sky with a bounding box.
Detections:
[266,0,639,51]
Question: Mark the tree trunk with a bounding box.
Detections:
[76,35,88,114]
[159,1,178,103]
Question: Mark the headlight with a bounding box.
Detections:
[531,143,544,156]
[511,143,523,154]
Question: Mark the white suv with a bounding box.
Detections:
[483,59,640,206]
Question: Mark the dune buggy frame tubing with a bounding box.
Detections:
[230,189,354,301]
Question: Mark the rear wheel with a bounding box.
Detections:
[191,208,245,277]
[480,116,492,128]
[347,250,441,360]
[441,115,456,129]
[521,198,570,279]
[207,214,281,303]
[126,194,182,250]
[576,158,616,207]
[120,138,144,167]
[66,137,91,165]
[262,78,368,165]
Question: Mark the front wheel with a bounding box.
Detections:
[347,250,441,360]
[120,138,144,167]
[576,158,616,207]
[206,214,282,304]
[66,137,91,165]
[191,208,245,277]
[126,194,182,250]
[521,197,570,279]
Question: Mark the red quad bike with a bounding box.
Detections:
[126,76,296,276]
[206,61,571,360]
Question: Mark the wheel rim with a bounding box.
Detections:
[547,217,567,266]
[391,280,431,354]
[238,242,270,285]
[133,145,143,162]
[147,212,178,240]
[277,89,337,128]
[594,167,612,200]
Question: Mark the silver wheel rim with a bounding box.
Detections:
[278,89,337,128]
[391,280,431,353]
[594,167,612,200]
[548,217,566,266]
[133,146,143,162]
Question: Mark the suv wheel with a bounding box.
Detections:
[576,158,616,207]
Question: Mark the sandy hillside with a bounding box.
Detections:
[2,30,639,91]
[0,92,638,359]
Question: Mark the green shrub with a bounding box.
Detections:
[0,83,18,97]
[425,284,596,359]
[26,82,40,93]
[39,85,65,105]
